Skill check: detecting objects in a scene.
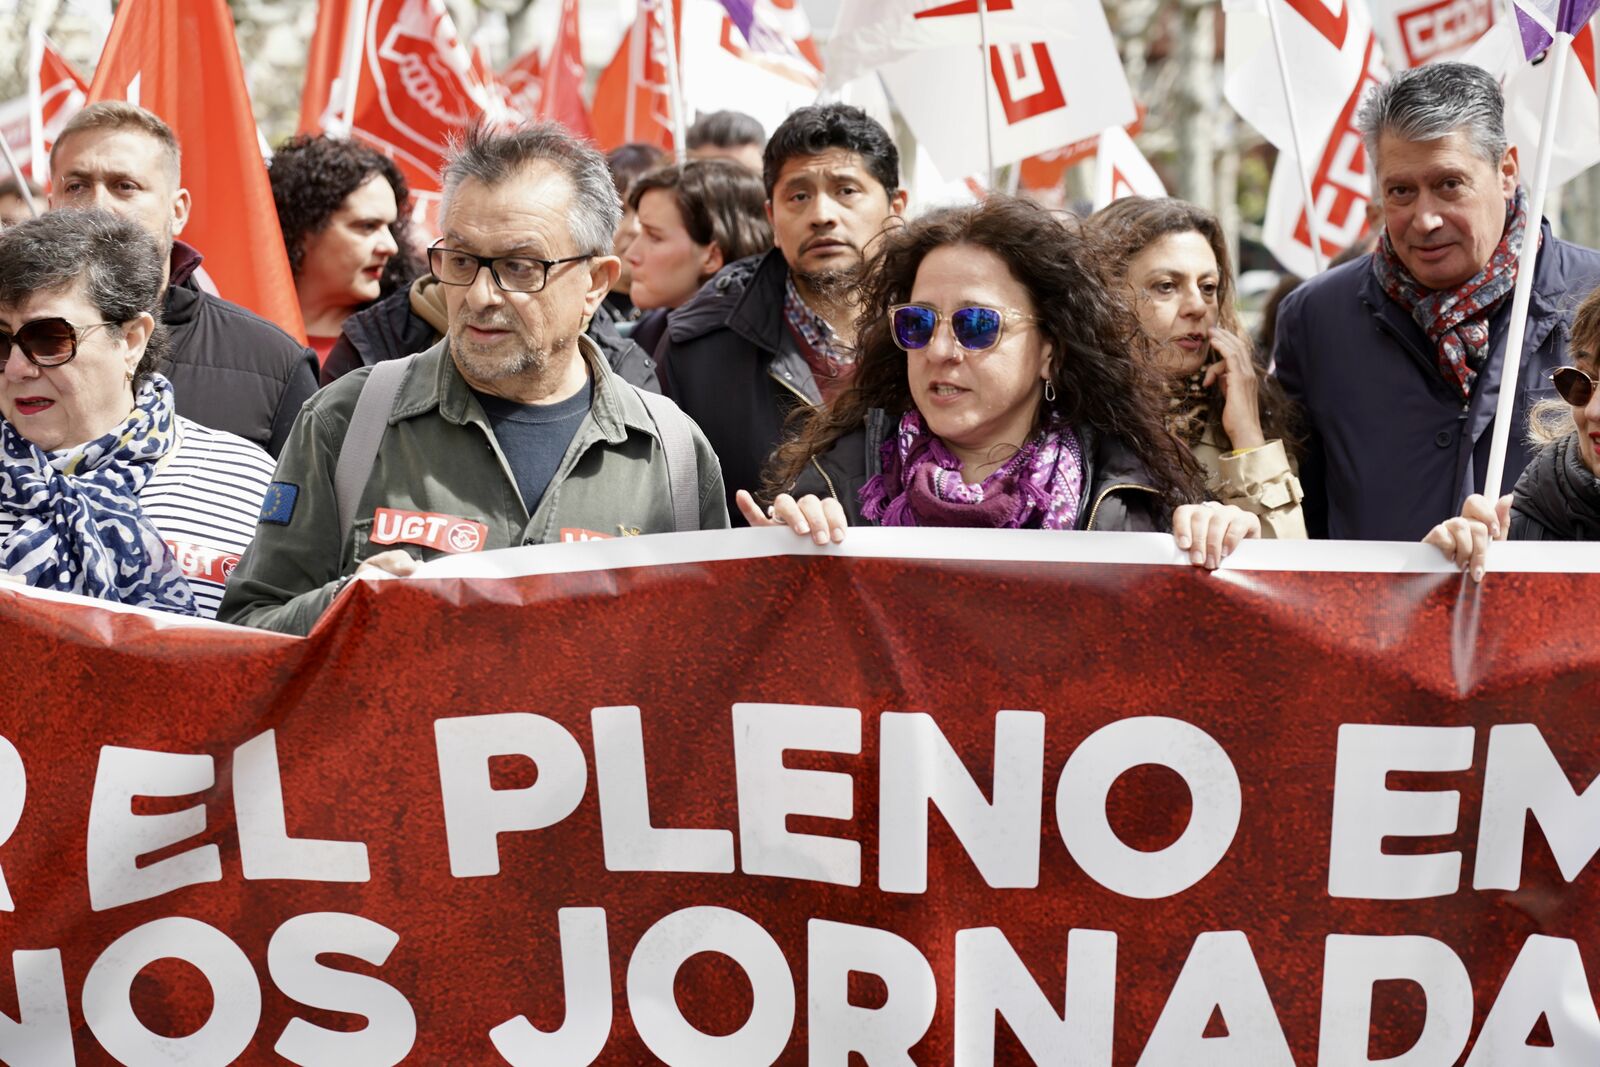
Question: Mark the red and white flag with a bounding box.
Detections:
[593,0,682,150]
[499,44,543,121]
[823,0,1077,90]
[1370,0,1496,67]
[297,0,357,134]
[27,29,89,186]
[535,0,593,137]
[88,0,306,340]
[343,0,508,236]
[679,0,822,140]
[872,0,1135,178]
[1093,124,1166,210]
[1226,0,1387,275]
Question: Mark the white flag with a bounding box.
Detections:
[1369,0,1496,68]
[1093,125,1166,210]
[1461,18,1600,188]
[1228,0,1387,274]
[876,0,1134,178]
[679,0,822,140]
[823,0,1077,90]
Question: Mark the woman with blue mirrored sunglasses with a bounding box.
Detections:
[732,195,1264,569]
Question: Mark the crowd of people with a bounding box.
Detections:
[0,60,1594,633]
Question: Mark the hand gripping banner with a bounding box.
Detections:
[0,529,1597,1064]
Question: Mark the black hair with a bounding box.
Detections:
[269,134,422,299]
[687,110,766,151]
[761,103,899,200]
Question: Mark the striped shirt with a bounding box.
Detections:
[0,417,277,618]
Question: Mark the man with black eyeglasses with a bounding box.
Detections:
[220,123,728,636]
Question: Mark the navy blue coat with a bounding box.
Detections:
[1272,220,1600,541]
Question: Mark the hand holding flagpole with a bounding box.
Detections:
[1484,0,1600,502]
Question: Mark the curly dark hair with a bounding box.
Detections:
[269,134,422,298]
[765,196,1205,508]
[1085,196,1303,453]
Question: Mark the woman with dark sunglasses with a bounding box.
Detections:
[1427,285,1600,576]
[1086,197,1306,538]
[734,196,1261,566]
[0,209,276,616]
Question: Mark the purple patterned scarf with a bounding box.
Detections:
[859,410,1084,529]
[1371,186,1528,401]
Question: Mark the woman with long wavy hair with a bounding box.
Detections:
[734,195,1261,568]
[1087,196,1307,538]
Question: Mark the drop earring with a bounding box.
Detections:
[1043,380,1056,403]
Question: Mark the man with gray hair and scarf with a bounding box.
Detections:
[221,122,727,636]
[1272,61,1600,541]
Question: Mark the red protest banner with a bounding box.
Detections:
[0,532,1596,1063]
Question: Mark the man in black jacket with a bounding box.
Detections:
[49,102,316,457]
[657,103,907,521]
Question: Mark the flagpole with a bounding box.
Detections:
[331,0,370,136]
[1263,0,1328,272]
[625,7,643,142]
[26,26,45,189]
[978,0,996,189]
[659,0,689,161]
[1484,30,1572,504]
[0,136,39,218]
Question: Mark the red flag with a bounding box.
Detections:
[343,0,505,237]
[297,0,355,134]
[536,0,593,137]
[593,0,682,150]
[499,44,543,121]
[88,0,307,342]
[28,30,89,186]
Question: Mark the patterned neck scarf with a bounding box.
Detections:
[1372,186,1528,401]
[1166,363,1212,448]
[0,375,198,615]
[859,409,1085,529]
[783,273,854,371]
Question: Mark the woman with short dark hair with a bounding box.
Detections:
[0,210,276,616]
[270,134,421,365]
[624,159,773,354]
[738,196,1260,566]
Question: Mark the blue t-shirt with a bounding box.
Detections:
[474,378,593,515]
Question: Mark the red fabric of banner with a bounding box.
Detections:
[0,549,1595,1062]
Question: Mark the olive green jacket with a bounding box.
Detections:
[218,336,728,635]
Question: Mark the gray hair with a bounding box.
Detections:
[1356,62,1507,171]
[441,121,621,257]
[0,208,170,380]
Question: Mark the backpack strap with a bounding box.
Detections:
[334,356,413,544]
[634,386,700,533]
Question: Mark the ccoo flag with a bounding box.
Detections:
[1513,0,1600,57]
[88,0,307,341]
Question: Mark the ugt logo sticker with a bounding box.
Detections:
[370,508,488,554]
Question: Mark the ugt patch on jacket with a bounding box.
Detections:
[259,482,299,526]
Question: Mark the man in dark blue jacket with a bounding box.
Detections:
[1273,62,1600,541]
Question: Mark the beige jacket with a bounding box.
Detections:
[1192,422,1307,539]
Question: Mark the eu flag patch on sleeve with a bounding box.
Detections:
[259,482,300,526]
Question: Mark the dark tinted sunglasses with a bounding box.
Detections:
[1549,366,1600,407]
[0,317,117,368]
[889,303,1038,353]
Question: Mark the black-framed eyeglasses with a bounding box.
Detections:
[0,317,118,369]
[428,243,593,294]
[1550,365,1600,407]
[888,303,1038,353]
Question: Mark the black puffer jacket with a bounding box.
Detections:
[321,276,661,393]
[1509,432,1600,540]
[657,250,818,524]
[162,243,319,457]
[787,409,1172,532]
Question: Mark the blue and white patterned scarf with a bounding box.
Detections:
[0,375,198,615]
